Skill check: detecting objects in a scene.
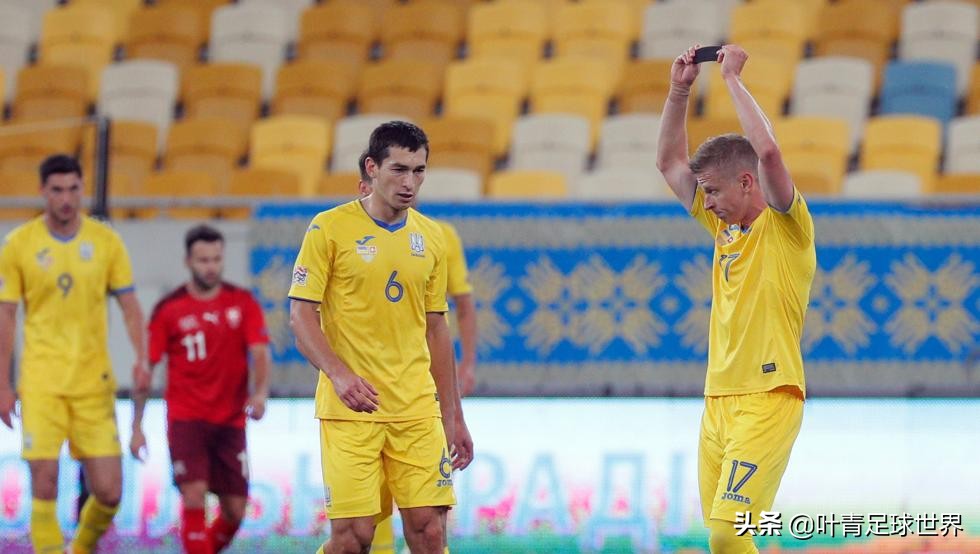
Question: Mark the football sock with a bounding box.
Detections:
[70,497,118,553]
[31,499,64,554]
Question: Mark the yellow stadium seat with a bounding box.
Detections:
[11,65,88,123]
[358,60,442,121]
[422,116,496,180]
[618,59,696,114]
[687,117,742,154]
[0,170,43,220]
[750,0,827,39]
[221,167,302,218]
[73,0,141,43]
[934,173,980,194]
[140,169,219,219]
[444,58,528,156]
[530,57,615,146]
[583,0,651,41]
[298,3,376,69]
[860,116,941,190]
[250,115,331,197]
[318,172,360,197]
[81,120,158,194]
[703,55,793,119]
[552,2,632,82]
[487,170,568,198]
[40,5,118,99]
[125,5,202,71]
[163,117,248,189]
[182,63,264,128]
[154,0,230,46]
[813,0,900,89]
[273,60,358,121]
[468,1,547,68]
[967,63,980,114]
[0,125,82,174]
[776,116,851,190]
[381,1,463,67]
[787,165,841,196]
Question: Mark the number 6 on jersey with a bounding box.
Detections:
[385,270,404,302]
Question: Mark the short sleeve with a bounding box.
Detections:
[425,226,450,314]
[243,293,269,346]
[108,231,135,295]
[770,188,815,249]
[147,304,169,366]
[0,234,22,303]
[689,187,721,237]
[441,222,473,297]
[288,216,332,303]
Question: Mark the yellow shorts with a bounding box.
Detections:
[699,386,803,524]
[319,417,456,520]
[20,391,121,461]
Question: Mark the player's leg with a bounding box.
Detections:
[319,419,386,554]
[371,477,396,554]
[207,423,251,552]
[22,391,69,553]
[384,418,456,554]
[168,420,215,554]
[211,495,246,553]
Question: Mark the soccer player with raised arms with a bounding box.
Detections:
[656,45,816,553]
[0,154,147,553]
[289,121,473,554]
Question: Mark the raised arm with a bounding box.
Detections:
[656,45,702,211]
[719,45,795,212]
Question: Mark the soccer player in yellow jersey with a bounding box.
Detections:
[0,155,148,554]
[656,46,816,553]
[289,122,474,554]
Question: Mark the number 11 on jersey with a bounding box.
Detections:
[181,331,207,362]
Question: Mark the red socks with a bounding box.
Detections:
[181,507,211,554]
[208,515,241,553]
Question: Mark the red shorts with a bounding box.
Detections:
[167,419,249,496]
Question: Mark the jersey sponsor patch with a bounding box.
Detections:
[35,248,52,269]
[762,362,777,374]
[178,314,199,332]
[293,265,308,286]
[356,235,377,262]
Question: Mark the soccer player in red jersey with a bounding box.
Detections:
[129,224,271,554]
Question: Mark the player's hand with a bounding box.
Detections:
[129,427,148,462]
[133,358,151,394]
[330,367,379,413]
[246,392,268,421]
[719,44,748,79]
[0,387,16,429]
[450,415,474,471]
[458,360,476,397]
[670,44,702,90]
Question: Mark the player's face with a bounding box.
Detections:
[366,146,427,212]
[696,169,750,224]
[186,240,224,291]
[41,172,83,225]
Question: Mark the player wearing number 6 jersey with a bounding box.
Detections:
[289,121,473,554]
[130,224,270,554]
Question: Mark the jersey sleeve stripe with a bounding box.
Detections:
[288,295,321,304]
[109,285,135,295]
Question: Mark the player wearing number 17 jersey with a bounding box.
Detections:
[130,224,270,554]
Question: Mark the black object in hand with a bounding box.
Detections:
[693,46,722,64]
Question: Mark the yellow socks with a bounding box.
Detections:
[31,499,64,554]
[708,518,759,554]
[372,514,396,554]
[70,497,118,553]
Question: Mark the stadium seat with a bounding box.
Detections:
[182,63,264,128]
[510,114,591,181]
[297,2,376,69]
[73,0,141,43]
[467,1,547,70]
[687,117,742,154]
[154,0,229,46]
[357,60,443,121]
[879,61,958,125]
[124,5,202,71]
[381,0,463,67]
[775,116,851,194]
[250,115,332,196]
[318,172,359,197]
[210,3,289,99]
[0,3,33,101]
[860,116,941,190]
[934,173,980,194]
[420,168,483,200]
[842,170,923,198]
[444,58,527,156]
[163,117,248,189]
[703,55,793,120]
[39,4,118,99]
[0,124,82,174]
[98,60,179,146]
[596,114,661,173]
[946,116,980,174]
[222,167,303,217]
[530,57,615,146]
[899,0,978,94]
[618,59,693,114]
[585,0,652,41]
[640,1,722,61]
[791,57,874,150]
[331,114,408,174]
[238,0,314,42]
[969,63,980,114]
[487,170,568,199]
[575,168,673,200]
[2,0,58,42]
[0,170,42,220]
[813,0,900,89]
[11,65,89,123]
[423,117,495,180]
[141,169,220,219]
[272,60,357,122]
[552,2,632,80]
[81,119,157,194]
[729,2,807,68]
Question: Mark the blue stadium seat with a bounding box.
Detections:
[879,61,958,125]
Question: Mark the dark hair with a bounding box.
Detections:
[39,154,82,185]
[689,134,758,181]
[184,224,224,255]
[365,121,429,169]
[357,150,370,182]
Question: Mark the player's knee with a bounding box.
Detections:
[92,484,121,507]
[221,502,246,525]
[708,519,758,554]
[28,462,59,500]
[333,526,373,554]
[406,517,444,551]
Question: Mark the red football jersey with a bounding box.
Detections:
[148,282,268,427]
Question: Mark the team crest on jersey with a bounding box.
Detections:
[226,306,242,329]
[178,315,199,332]
[35,248,52,270]
[79,241,94,261]
[355,235,377,262]
[203,311,220,325]
[293,265,308,286]
[409,233,425,257]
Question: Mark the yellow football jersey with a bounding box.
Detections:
[690,188,815,397]
[0,216,134,396]
[289,200,449,422]
[436,220,472,297]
